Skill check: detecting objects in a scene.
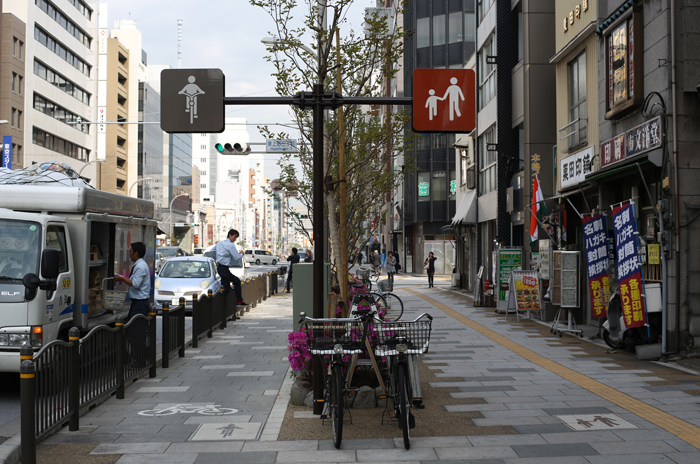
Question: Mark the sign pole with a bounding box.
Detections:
[312,82,325,415]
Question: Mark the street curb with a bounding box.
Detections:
[0,435,20,464]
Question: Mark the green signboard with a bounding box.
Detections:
[498,248,522,302]
[450,180,456,195]
[418,182,430,196]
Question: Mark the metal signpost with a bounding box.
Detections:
[160,66,474,415]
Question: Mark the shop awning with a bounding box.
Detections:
[451,189,477,226]
[585,159,650,183]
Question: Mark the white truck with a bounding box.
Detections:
[0,183,157,372]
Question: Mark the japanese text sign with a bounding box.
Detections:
[601,134,625,168]
[612,202,647,328]
[583,214,610,317]
[560,146,595,190]
[599,116,662,169]
[412,69,475,133]
[2,136,11,169]
[512,270,541,312]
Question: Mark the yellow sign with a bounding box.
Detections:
[648,244,660,265]
[564,1,590,33]
[62,278,71,289]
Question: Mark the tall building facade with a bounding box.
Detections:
[138,81,163,218]
[5,0,98,180]
[0,7,26,169]
[402,0,476,274]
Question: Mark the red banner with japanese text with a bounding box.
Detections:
[612,202,647,328]
[582,214,611,318]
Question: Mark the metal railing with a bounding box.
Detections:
[161,299,185,368]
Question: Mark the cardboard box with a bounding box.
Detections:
[89,270,101,288]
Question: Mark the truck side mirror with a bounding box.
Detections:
[41,248,60,280]
[23,273,41,290]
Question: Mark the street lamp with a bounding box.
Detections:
[128,177,156,196]
[78,159,103,176]
[169,193,190,246]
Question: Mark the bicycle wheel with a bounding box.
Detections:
[370,292,388,316]
[397,363,410,449]
[331,363,344,449]
[382,292,404,321]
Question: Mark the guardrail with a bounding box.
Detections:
[161,299,185,368]
[20,272,278,463]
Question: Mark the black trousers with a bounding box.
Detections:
[217,264,243,302]
[286,272,293,291]
[128,299,150,320]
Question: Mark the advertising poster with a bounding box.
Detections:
[512,270,541,312]
[612,202,647,328]
[583,214,611,318]
[498,248,522,302]
[538,239,551,280]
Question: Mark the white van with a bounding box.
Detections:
[204,244,248,281]
[244,249,277,265]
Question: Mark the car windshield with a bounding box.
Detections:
[159,248,178,257]
[0,219,41,282]
[160,261,211,278]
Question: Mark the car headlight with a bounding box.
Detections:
[9,334,29,347]
[0,334,7,346]
[154,279,162,289]
[200,280,210,290]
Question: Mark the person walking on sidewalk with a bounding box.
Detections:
[286,247,300,293]
[371,250,382,275]
[386,251,396,283]
[114,241,150,320]
[213,229,247,306]
[357,251,363,266]
[424,252,437,288]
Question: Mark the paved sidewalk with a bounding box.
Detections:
[30,285,700,463]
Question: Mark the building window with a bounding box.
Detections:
[448,12,462,43]
[32,127,90,161]
[200,170,206,176]
[35,0,92,48]
[417,17,430,48]
[66,0,92,20]
[568,51,587,150]
[433,15,446,46]
[11,73,17,92]
[33,93,89,133]
[19,41,23,60]
[34,60,91,105]
[479,125,497,195]
[465,11,475,42]
[11,108,16,128]
[478,34,496,110]
[34,26,91,76]
[18,76,23,95]
[433,170,447,201]
[201,183,206,189]
[12,37,17,56]
[17,111,22,130]
[418,171,430,202]
[449,169,456,199]
[478,0,496,22]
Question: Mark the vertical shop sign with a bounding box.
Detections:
[612,202,647,328]
[582,214,611,317]
[498,248,522,303]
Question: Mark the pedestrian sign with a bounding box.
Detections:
[418,182,430,196]
[160,69,225,133]
[412,69,475,133]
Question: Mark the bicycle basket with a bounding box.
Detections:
[378,279,393,292]
[301,318,368,355]
[355,268,371,282]
[101,278,128,312]
[371,316,433,357]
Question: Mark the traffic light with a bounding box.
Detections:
[215,142,251,156]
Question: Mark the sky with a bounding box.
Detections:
[106,0,375,181]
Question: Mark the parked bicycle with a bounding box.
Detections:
[372,313,433,449]
[354,266,404,321]
[299,307,373,449]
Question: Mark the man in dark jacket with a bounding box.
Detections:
[286,248,300,293]
[393,250,401,273]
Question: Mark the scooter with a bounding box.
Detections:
[602,282,662,349]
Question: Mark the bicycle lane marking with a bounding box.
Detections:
[404,287,700,450]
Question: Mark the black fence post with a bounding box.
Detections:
[115,315,125,399]
[192,293,199,348]
[68,327,80,431]
[149,307,157,377]
[220,289,227,330]
[178,297,186,358]
[20,356,36,464]
[162,302,170,368]
[207,290,214,338]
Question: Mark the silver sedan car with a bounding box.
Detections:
[154,257,222,313]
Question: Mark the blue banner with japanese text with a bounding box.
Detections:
[582,214,610,318]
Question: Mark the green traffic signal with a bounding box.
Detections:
[215,143,234,153]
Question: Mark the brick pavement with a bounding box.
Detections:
[31,283,700,463]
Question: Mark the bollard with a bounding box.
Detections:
[20,356,36,464]
[162,302,170,368]
[149,307,157,377]
[115,315,125,398]
[192,293,199,348]
[207,290,214,338]
[68,327,80,430]
[219,288,228,329]
[178,297,186,357]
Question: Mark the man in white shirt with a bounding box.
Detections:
[213,229,247,305]
[114,241,151,319]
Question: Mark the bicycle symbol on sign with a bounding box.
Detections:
[178,76,205,125]
[138,404,238,417]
